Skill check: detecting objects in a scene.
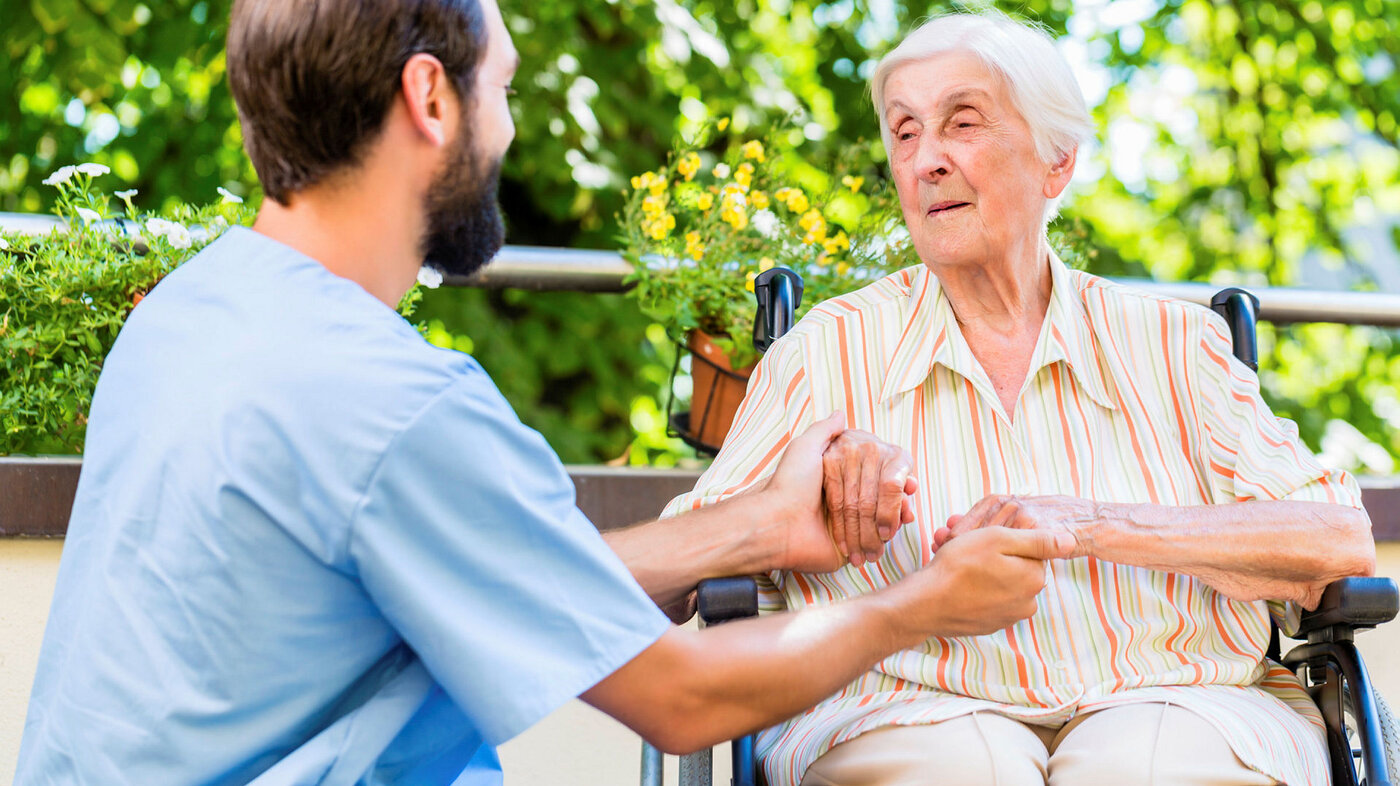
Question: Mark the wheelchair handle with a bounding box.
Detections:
[753,267,804,352]
[1209,288,1261,371]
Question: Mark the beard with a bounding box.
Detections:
[420,127,505,279]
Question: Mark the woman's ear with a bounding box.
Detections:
[1044,145,1078,199]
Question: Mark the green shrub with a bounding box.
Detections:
[0,166,421,455]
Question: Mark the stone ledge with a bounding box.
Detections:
[2,458,1398,541]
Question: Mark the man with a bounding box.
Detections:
[15,1,1077,783]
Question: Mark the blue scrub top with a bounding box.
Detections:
[15,227,670,785]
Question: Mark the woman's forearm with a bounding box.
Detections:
[1087,500,1376,606]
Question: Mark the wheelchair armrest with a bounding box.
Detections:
[1283,576,1399,640]
[697,576,759,625]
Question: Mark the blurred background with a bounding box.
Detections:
[2,0,1397,469]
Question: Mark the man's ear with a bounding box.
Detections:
[1043,145,1078,200]
[400,53,455,148]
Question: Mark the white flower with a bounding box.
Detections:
[0,237,9,251]
[145,217,192,249]
[145,217,177,236]
[76,163,110,177]
[416,266,444,289]
[712,163,732,179]
[216,186,244,204]
[42,166,77,187]
[166,225,192,249]
[752,209,779,238]
[75,207,102,224]
[115,189,138,200]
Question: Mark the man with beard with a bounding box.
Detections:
[14,0,1078,783]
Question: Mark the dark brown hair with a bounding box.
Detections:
[226,0,487,204]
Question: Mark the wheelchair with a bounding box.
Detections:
[641,273,1400,786]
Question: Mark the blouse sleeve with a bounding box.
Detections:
[662,335,818,613]
[1193,311,1362,509]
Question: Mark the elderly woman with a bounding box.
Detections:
[664,11,1376,786]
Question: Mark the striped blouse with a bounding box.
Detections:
[664,254,1361,786]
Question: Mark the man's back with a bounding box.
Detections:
[16,227,668,784]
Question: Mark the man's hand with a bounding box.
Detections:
[892,526,1076,638]
[821,429,917,568]
[763,415,918,574]
[935,494,1099,560]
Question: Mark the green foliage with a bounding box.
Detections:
[2,0,1397,469]
[0,171,425,455]
[414,287,694,464]
[0,169,251,453]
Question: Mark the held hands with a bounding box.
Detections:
[899,526,1077,638]
[762,413,917,574]
[935,494,1100,560]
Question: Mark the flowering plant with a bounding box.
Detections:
[0,165,422,454]
[619,123,917,369]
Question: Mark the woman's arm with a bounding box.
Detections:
[939,494,1375,609]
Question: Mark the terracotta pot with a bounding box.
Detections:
[684,330,755,451]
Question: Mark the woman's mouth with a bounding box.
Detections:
[927,201,970,216]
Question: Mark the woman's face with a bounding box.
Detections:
[884,50,1069,272]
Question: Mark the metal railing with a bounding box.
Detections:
[5,211,1400,326]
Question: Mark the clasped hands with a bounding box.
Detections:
[766,414,1083,576]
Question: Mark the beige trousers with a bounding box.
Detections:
[799,703,1281,786]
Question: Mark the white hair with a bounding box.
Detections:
[871,11,1095,204]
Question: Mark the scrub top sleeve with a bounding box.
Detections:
[347,368,670,745]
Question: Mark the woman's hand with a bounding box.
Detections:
[763,415,918,573]
[820,429,918,568]
[936,494,1100,560]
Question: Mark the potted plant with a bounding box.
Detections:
[618,124,917,452]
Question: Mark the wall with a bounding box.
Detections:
[5,542,1400,784]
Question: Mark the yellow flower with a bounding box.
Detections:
[696,192,714,211]
[822,230,850,256]
[759,257,776,272]
[677,152,701,181]
[631,170,662,193]
[717,117,730,132]
[841,175,865,193]
[751,190,769,210]
[642,194,666,217]
[779,188,809,213]
[800,209,827,245]
[644,212,676,240]
[685,231,705,261]
[742,140,766,162]
[745,270,757,292]
[721,206,748,231]
[836,261,851,276]
[734,162,754,189]
[712,162,731,179]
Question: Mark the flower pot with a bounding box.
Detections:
[680,330,755,453]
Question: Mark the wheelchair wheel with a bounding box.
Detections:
[1344,686,1400,784]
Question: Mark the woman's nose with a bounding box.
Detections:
[913,135,952,182]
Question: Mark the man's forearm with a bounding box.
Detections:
[583,580,923,754]
[603,491,789,610]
